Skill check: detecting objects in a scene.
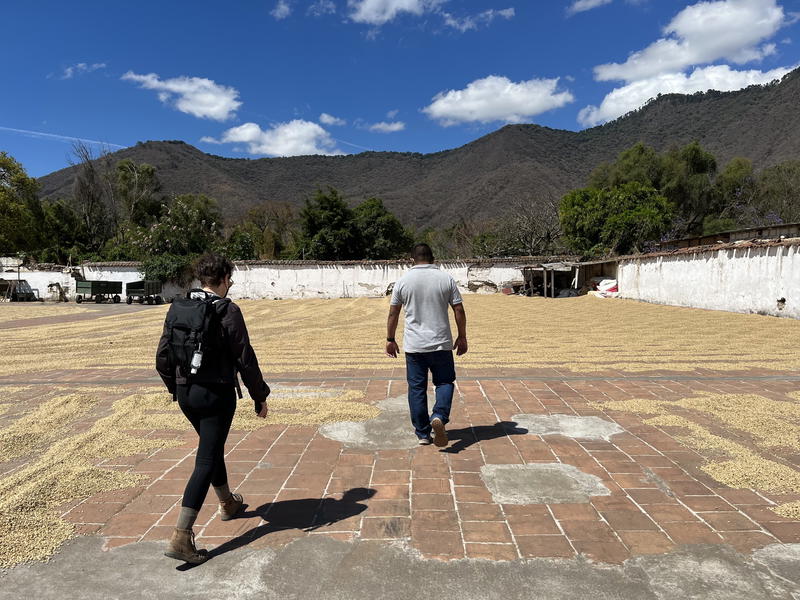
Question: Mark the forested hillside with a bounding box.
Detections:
[37,69,800,229]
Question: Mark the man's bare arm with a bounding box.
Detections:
[386,304,402,358]
[452,303,468,356]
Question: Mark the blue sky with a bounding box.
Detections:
[3,0,800,177]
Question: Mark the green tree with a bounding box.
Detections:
[660,141,718,233]
[128,194,224,282]
[588,141,720,238]
[353,197,413,259]
[560,182,674,256]
[243,201,295,258]
[0,152,40,255]
[706,157,758,233]
[757,160,800,224]
[133,194,223,256]
[589,142,663,190]
[297,188,362,260]
[70,142,112,251]
[115,159,163,227]
[39,200,88,264]
[141,253,196,286]
[223,226,258,260]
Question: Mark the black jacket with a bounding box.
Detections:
[155,291,270,405]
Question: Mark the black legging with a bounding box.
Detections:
[177,383,237,511]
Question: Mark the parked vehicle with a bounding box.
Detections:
[126,280,164,305]
[74,280,123,304]
[0,279,40,302]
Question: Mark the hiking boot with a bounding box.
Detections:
[431,417,448,447]
[418,436,433,446]
[164,528,209,564]
[219,493,244,521]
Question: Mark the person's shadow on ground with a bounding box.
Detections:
[441,421,528,454]
[180,487,376,567]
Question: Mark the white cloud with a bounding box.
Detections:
[121,71,242,121]
[347,0,514,32]
[386,109,399,118]
[271,0,292,19]
[308,0,336,16]
[206,120,341,156]
[423,75,574,126]
[348,0,445,26]
[595,0,786,83]
[442,7,514,32]
[578,64,793,126]
[368,121,406,133]
[320,112,346,126]
[567,0,612,16]
[61,62,106,79]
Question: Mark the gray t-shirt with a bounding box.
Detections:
[390,264,463,353]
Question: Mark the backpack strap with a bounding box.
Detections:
[212,298,243,399]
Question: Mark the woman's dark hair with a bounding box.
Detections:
[194,253,233,287]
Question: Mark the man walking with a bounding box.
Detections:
[386,243,467,447]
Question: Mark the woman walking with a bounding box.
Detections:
[156,253,270,564]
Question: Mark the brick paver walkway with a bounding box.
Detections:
[5,369,796,564]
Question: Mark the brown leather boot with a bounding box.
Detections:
[431,417,449,448]
[219,492,244,521]
[164,528,208,564]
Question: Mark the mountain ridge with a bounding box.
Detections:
[37,68,800,228]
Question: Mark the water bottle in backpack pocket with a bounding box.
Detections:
[164,294,228,386]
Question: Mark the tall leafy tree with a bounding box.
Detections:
[660,141,718,234]
[0,152,40,255]
[353,197,413,259]
[244,200,296,258]
[705,157,759,233]
[757,160,800,224]
[133,194,225,283]
[134,194,223,256]
[589,142,663,190]
[70,142,112,251]
[560,182,674,256]
[297,188,362,260]
[39,200,87,264]
[115,159,163,227]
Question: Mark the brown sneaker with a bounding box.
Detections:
[164,528,209,564]
[431,417,448,447]
[219,492,244,521]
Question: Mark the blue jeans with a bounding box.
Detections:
[405,350,456,439]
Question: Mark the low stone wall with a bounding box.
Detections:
[617,241,800,319]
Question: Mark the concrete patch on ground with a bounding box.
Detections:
[2,535,799,600]
[752,544,800,589]
[319,395,417,450]
[480,463,611,504]
[511,414,624,441]
[631,544,800,600]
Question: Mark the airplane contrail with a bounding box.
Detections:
[0,126,125,149]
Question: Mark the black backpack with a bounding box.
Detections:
[163,291,231,383]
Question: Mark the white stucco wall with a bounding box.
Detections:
[617,243,800,318]
[2,258,528,301]
[230,261,518,299]
[64,261,524,301]
[81,265,143,290]
[5,270,72,300]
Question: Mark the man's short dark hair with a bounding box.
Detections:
[412,243,434,263]
[195,253,233,287]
